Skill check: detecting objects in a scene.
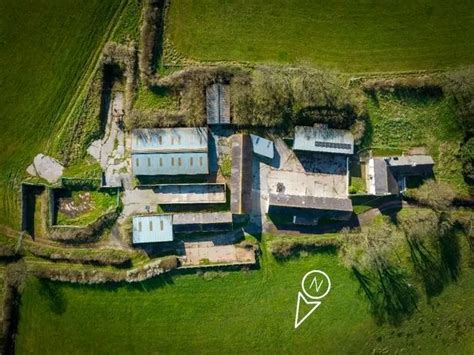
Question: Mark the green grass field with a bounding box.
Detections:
[166,0,474,72]
[16,232,473,354]
[366,92,468,193]
[0,0,123,228]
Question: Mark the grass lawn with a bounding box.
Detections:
[166,0,474,73]
[366,92,468,193]
[16,232,473,354]
[0,0,123,228]
[56,190,117,226]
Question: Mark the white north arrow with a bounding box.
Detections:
[294,292,321,329]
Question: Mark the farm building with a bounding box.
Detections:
[293,125,354,155]
[131,128,209,176]
[268,194,353,224]
[206,83,230,125]
[367,158,399,195]
[367,155,434,195]
[230,134,253,214]
[173,212,233,233]
[250,134,274,160]
[132,215,173,244]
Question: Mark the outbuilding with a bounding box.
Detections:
[131,128,209,176]
[250,134,274,161]
[132,215,173,244]
[293,124,354,155]
[173,212,233,233]
[268,193,353,225]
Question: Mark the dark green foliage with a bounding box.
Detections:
[460,137,474,181]
[268,237,338,260]
[231,67,362,128]
[405,180,456,211]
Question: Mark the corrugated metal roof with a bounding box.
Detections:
[293,125,354,155]
[206,84,230,125]
[172,211,233,225]
[132,215,173,244]
[131,128,208,153]
[269,193,353,212]
[250,134,274,159]
[132,152,208,175]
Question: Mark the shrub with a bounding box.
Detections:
[460,137,474,182]
[268,237,338,260]
[405,180,456,211]
[125,109,187,129]
[139,0,163,84]
[160,255,178,270]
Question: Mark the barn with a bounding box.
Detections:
[131,127,209,176]
[293,124,354,155]
[132,215,174,244]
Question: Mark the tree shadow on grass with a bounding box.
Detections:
[352,265,419,325]
[39,279,68,315]
[439,229,461,282]
[406,237,446,298]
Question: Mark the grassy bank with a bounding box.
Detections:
[0,0,123,228]
[16,231,473,354]
[167,0,474,72]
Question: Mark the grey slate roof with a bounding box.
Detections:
[268,193,353,212]
[230,135,253,214]
[293,125,354,155]
[172,212,233,225]
[250,134,274,160]
[387,155,434,167]
[369,158,399,195]
[386,155,434,177]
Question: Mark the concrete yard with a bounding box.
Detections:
[181,241,255,266]
[267,168,347,199]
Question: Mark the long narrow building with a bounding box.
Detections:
[131,127,209,176]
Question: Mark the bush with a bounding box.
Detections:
[268,237,338,260]
[460,137,474,181]
[125,109,187,129]
[25,242,133,266]
[405,180,456,211]
[160,255,178,270]
[139,0,163,84]
[231,66,363,128]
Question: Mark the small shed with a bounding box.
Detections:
[293,125,354,155]
[367,158,399,195]
[132,215,173,244]
[386,155,434,177]
[250,134,274,160]
[206,83,230,125]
